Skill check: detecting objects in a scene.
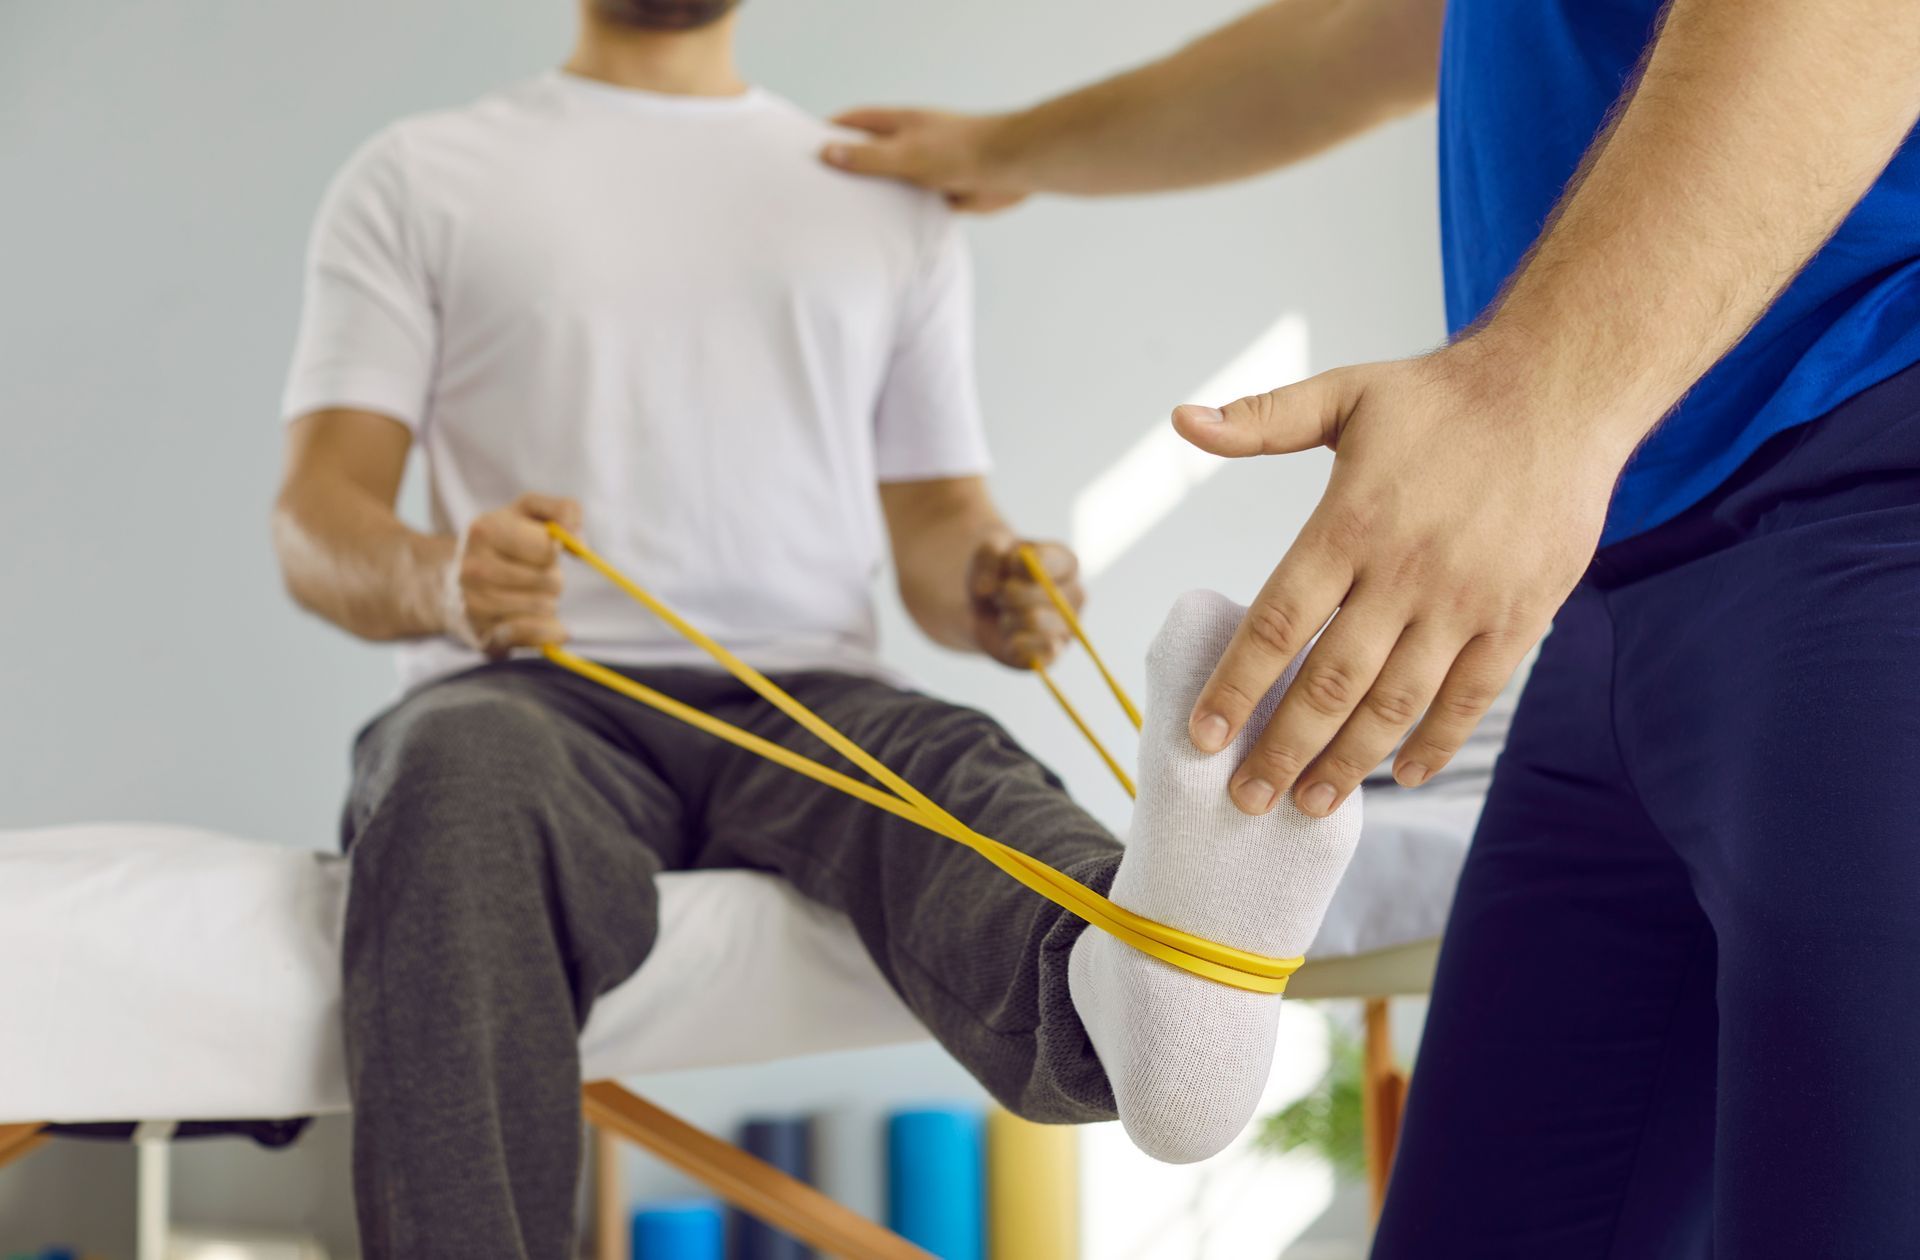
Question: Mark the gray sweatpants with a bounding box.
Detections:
[340,659,1122,1259]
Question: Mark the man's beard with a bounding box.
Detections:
[592,0,742,30]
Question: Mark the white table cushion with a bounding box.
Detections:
[0,792,1478,1124]
[1,824,923,1124]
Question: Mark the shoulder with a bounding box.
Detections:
[754,91,953,228]
[327,79,561,215]
[377,78,560,165]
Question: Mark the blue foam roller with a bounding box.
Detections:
[887,1107,984,1260]
[733,1115,815,1260]
[633,1198,725,1260]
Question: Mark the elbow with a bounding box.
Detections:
[1388,58,1440,116]
[268,493,326,619]
[268,495,300,596]
[1381,0,1445,112]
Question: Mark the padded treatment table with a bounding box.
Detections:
[0,789,1471,1125]
[0,785,1478,1254]
[0,823,928,1124]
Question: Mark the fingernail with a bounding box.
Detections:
[1192,713,1231,752]
[1183,405,1224,424]
[1299,782,1337,816]
[1234,778,1277,813]
[823,144,848,164]
[1396,762,1430,787]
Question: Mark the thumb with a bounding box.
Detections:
[968,535,1011,602]
[1171,370,1350,458]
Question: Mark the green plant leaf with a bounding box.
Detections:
[1251,1023,1367,1179]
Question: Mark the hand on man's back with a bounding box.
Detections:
[821,107,1029,213]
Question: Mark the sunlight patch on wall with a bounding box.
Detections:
[1072,314,1310,579]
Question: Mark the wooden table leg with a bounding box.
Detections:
[582,1082,931,1260]
[593,1121,628,1260]
[0,1123,49,1171]
[1362,998,1408,1220]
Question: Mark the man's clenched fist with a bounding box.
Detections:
[969,537,1084,669]
[443,493,581,656]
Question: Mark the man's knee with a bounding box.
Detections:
[364,680,568,791]
[347,679,573,870]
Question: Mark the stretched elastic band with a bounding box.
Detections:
[1017,544,1142,728]
[1016,543,1141,797]
[541,524,1302,994]
[1030,661,1136,798]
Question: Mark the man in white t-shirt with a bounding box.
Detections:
[274,3,1360,1255]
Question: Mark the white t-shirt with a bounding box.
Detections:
[283,72,989,689]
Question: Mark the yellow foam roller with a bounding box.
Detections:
[987,1107,1080,1260]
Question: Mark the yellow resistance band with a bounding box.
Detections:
[540,524,1302,995]
[1017,544,1140,799]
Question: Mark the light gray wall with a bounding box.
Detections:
[1,0,1443,1252]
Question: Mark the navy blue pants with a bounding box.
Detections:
[1373,367,1920,1258]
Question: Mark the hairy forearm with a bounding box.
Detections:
[988,0,1442,197]
[882,480,1011,652]
[1470,0,1920,457]
[272,475,451,642]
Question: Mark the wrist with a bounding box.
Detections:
[1441,326,1661,474]
[979,110,1040,193]
[409,532,462,640]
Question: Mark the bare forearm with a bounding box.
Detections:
[880,476,1084,668]
[890,492,1012,652]
[273,478,450,642]
[1472,0,1920,457]
[990,0,1442,197]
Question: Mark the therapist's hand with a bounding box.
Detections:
[969,537,1082,668]
[445,492,581,657]
[1175,343,1633,816]
[822,108,1029,213]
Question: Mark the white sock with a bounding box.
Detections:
[1069,589,1363,1163]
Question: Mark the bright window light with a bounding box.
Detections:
[1078,1000,1336,1259]
[1072,314,1311,579]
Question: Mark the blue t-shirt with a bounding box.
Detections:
[1440,2,1920,544]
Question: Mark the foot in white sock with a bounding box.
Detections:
[1069,589,1363,1163]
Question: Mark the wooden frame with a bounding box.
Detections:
[1361,998,1409,1218]
[594,1122,626,1260]
[4,944,1436,1250]
[1288,938,1434,1221]
[0,1100,927,1260]
[0,1123,47,1171]
[583,980,1424,1255]
[4,1034,1414,1252]
[583,1082,930,1260]
[3,1032,1414,1250]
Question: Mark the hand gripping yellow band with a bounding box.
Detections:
[539,524,1303,995]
